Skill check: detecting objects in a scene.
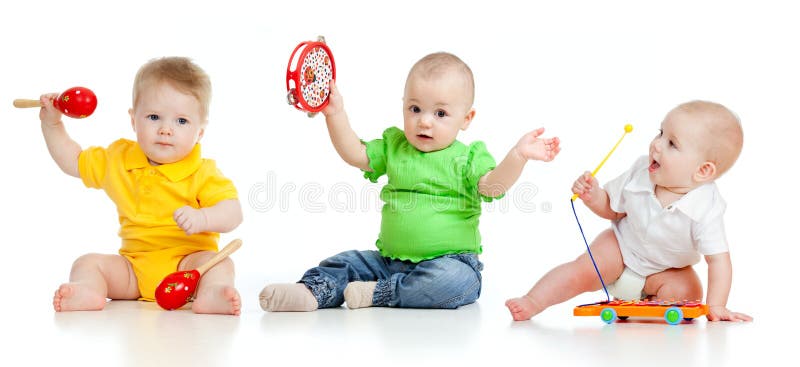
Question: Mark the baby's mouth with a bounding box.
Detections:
[649,159,660,173]
[417,134,433,140]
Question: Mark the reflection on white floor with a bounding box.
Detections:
[6,275,782,367]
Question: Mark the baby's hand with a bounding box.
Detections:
[321,80,344,117]
[174,206,208,235]
[707,305,753,322]
[514,127,561,162]
[39,93,63,127]
[572,172,601,201]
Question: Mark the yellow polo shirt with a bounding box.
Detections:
[78,139,238,300]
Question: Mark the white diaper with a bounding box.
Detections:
[606,267,646,300]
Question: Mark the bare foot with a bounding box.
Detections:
[505,296,542,321]
[53,283,107,312]
[259,283,318,312]
[192,285,241,316]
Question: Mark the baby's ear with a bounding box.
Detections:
[129,108,135,131]
[460,108,476,131]
[694,161,717,183]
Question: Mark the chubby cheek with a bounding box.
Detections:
[134,128,148,143]
[440,126,459,142]
[402,118,413,131]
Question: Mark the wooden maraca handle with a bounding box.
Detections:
[196,239,242,275]
[13,99,42,108]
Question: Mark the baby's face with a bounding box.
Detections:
[402,72,474,152]
[130,81,206,165]
[648,110,711,191]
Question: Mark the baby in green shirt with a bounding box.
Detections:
[260,52,560,311]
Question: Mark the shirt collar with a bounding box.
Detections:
[124,143,203,182]
[671,183,720,221]
[624,163,721,221]
[625,164,654,193]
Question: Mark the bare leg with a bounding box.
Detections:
[180,251,241,316]
[643,266,703,301]
[506,228,625,321]
[53,253,139,312]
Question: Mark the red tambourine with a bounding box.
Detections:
[286,36,336,116]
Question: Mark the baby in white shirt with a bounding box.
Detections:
[506,100,752,322]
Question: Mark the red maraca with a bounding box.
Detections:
[14,86,97,118]
[155,239,242,310]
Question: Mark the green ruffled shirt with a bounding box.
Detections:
[363,127,501,262]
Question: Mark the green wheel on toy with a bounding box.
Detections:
[600,308,617,324]
[664,307,683,325]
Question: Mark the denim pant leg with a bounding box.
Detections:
[373,254,483,309]
[299,249,390,308]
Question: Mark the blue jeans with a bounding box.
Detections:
[299,250,483,309]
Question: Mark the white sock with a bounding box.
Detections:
[259,283,318,312]
[344,281,377,309]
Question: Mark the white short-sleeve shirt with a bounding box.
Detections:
[604,156,729,277]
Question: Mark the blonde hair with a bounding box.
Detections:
[132,57,211,120]
[673,100,744,177]
[407,52,475,107]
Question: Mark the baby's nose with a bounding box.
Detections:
[651,139,662,152]
[418,114,433,128]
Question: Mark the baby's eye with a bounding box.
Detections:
[435,110,447,118]
[177,117,188,125]
[409,105,421,113]
[147,114,159,121]
[669,140,676,148]
[657,129,663,137]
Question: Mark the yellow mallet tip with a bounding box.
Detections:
[624,124,633,133]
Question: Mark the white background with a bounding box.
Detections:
[0,0,797,365]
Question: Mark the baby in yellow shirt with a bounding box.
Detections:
[41,57,243,315]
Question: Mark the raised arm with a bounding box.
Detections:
[320,81,370,171]
[478,127,560,198]
[39,93,82,178]
[705,252,753,322]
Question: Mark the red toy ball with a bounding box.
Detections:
[155,270,200,310]
[55,86,97,118]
